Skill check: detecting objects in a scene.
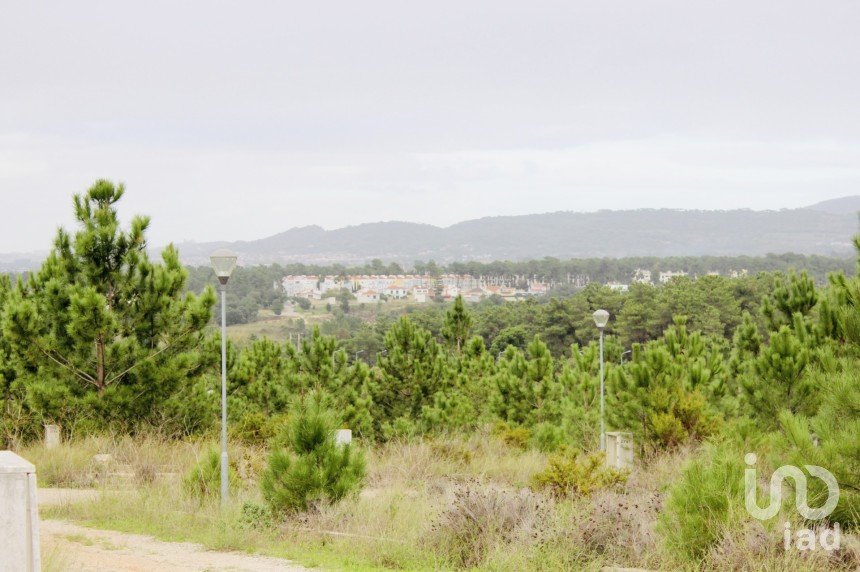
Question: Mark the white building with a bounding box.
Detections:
[282,275,319,297]
[633,269,652,284]
[412,287,430,303]
[385,283,409,299]
[442,285,460,299]
[319,276,344,293]
[659,270,688,284]
[462,287,485,303]
[356,289,379,303]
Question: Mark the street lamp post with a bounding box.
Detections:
[210,249,237,509]
[592,309,610,452]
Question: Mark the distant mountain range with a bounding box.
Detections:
[3,197,858,271]
[170,196,859,266]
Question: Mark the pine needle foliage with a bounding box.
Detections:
[261,391,365,514]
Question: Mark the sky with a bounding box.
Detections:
[1,1,859,252]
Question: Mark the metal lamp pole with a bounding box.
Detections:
[593,309,610,452]
[219,283,228,506]
[210,250,237,509]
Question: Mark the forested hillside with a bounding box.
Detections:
[172,199,859,265]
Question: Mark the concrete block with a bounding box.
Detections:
[335,429,352,446]
[0,451,41,572]
[605,431,634,470]
[43,425,60,450]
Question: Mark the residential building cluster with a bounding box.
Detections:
[281,274,551,303]
[609,267,750,292]
[281,267,750,304]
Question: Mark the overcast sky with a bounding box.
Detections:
[1,1,858,252]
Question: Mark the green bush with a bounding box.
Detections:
[182,448,238,500]
[231,411,290,445]
[261,391,365,514]
[238,501,275,530]
[493,422,531,450]
[532,451,627,498]
[658,442,746,561]
[529,422,566,452]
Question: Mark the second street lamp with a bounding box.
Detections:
[210,249,237,508]
[592,309,610,452]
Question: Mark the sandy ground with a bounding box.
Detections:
[38,489,308,572]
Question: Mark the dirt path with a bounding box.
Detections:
[40,520,308,572]
[37,489,308,571]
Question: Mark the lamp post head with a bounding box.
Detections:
[593,309,610,330]
[210,249,238,285]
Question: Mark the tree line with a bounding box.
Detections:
[181,253,852,327]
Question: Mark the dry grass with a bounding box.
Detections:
[704,521,860,571]
[426,481,553,568]
[367,430,546,491]
[18,433,267,489]
[24,432,860,571]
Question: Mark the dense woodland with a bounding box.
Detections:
[2,182,858,567]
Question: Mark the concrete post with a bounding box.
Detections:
[335,429,352,446]
[43,425,60,450]
[0,451,41,572]
[605,432,634,470]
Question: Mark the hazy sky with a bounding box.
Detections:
[1,1,858,251]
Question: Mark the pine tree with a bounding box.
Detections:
[819,234,860,348]
[228,329,377,441]
[740,323,814,426]
[616,283,659,346]
[780,366,859,527]
[442,295,472,351]
[421,336,496,432]
[1,181,215,429]
[226,337,289,441]
[261,391,365,513]
[491,336,561,426]
[761,270,818,332]
[608,318,722,449]
[373,317,446,437]
[729,311,762,376]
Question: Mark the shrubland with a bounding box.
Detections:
[3,181,860,570]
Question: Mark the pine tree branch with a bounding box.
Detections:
[36,344,99,387]
[103,326,197,387]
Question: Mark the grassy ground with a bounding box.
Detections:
[224,298,428,345]
[19,432,856,571]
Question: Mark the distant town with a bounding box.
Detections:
[281,268,751,304]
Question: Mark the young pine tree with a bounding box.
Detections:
[442,295,473,352]
[1,181,215,429]
[819,234,860,349]
[261,391,365,514]
[779,366,859,528]
[761,270,818,332]
[608,318,722,449]
[741,322,815,426]
[373,317,446,436]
